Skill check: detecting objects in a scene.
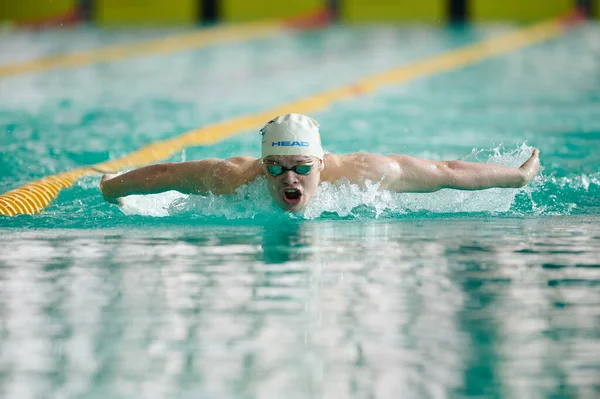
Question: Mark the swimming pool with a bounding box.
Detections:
[1,21,599,398]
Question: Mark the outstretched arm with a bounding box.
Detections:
[386,149,540,192]
[99,157,261,204]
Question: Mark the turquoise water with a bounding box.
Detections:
[1,23,600,398]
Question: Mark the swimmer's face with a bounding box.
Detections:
[262,155,323,212]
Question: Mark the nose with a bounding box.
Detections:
[280,170,298,186]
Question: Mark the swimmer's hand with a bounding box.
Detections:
[518,148,540,186]
[100,173,123,206]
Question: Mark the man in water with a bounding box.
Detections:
[100,113,540,212]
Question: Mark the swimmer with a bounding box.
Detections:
[100,113,540,211]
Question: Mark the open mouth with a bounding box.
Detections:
[282,188,302,205]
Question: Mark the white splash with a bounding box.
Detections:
[120,191,187,217]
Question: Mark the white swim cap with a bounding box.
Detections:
[260,113,324,160]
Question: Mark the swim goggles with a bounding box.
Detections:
[264,162,314,177]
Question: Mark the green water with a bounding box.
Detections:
[1,23,599,398]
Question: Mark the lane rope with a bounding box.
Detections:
[0,21,284,78]
[0,4,338,79]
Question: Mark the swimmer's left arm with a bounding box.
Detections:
[385,149,540,192]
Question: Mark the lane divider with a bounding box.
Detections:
[0,13,581,216]
[0,7,334,79]
[0,21,281,78]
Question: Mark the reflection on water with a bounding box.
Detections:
[1,217,599,398]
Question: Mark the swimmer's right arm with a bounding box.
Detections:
[99,157,262,204]
[386,149,541,192]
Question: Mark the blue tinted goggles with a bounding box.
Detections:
[265,162,314,177]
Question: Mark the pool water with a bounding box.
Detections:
[1,22,599,398]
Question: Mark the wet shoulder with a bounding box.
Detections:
[321,153,368,182]
[324,152,389,168]
[211,156,263,194]
[221,156,263,177]
[321,153,399,184]
[222,156,257,164]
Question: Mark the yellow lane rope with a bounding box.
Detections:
[0,16,574,216]
[0,20,283,78]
